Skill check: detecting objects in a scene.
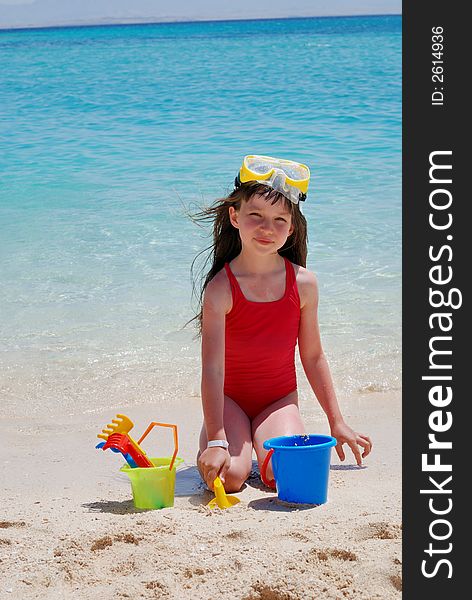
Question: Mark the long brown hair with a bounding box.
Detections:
[187,182,308,335]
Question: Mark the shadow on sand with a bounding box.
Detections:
[330,464,367,471]
[247,496,321,512]
[82,499,145,515]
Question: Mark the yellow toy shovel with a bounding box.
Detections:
[207,476,241,510]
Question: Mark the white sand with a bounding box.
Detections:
[0,390,401,599]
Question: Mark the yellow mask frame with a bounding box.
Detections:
[236,155,310,204]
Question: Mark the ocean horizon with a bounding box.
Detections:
[0,13,402,32]
[0,15,401,418]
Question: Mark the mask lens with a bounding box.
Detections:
[246,157,274,175]
[281,163,308,181]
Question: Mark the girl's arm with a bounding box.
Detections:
[297,269,372,465]
[198,273,231,486]
[201,277,227,441]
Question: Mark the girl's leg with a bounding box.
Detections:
[198,395,253,492]
[251,390,305,481]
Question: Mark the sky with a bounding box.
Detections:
[0,0,401,29]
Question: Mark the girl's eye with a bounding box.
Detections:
[249,213,261,217]
[276,218,287,222]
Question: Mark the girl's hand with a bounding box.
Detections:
[330,421,372,466]
[198,447,231,490]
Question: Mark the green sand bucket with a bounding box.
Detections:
[121,456,183,509]
[120,421,182,509]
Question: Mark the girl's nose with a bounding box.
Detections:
[259,218,273,233]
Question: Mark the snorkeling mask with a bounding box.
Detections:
[235,155,310,205]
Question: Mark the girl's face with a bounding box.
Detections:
[229,193,294,254]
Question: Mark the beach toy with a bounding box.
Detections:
[261,434,337,505]
[97,413,147,455]
[95,441,137,468]
[120,422,182,509]
[98,413,135,437]
[102,433,153,468]
[207,476,241,510]
[97,413,153,468]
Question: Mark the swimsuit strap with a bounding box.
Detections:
[284,256,300,305]
[283,256,294,288]
[224,262,244,301]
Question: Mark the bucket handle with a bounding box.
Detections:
[260,448,276,489]
[137,422,179,471]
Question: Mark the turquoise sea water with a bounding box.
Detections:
[0,16,401,417]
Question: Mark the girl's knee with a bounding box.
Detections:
[224,464,252,493]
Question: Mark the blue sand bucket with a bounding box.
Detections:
[261,434,337,504]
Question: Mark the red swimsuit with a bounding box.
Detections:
[223,257,301,419]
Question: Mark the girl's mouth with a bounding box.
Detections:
[255,238,273,245]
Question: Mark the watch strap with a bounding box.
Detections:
[207,439,229,450]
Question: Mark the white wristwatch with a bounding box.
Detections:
[207,439,229,450]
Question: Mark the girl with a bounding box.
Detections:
[192,155,372,493]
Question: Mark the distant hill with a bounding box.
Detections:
[0,0,401,30]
